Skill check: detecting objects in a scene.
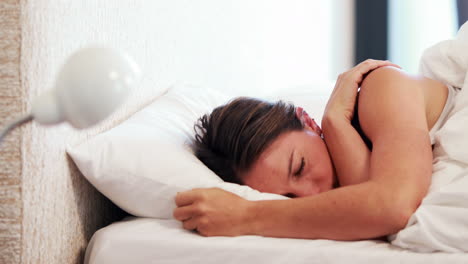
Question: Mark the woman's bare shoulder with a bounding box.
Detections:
[360,66,448,132]
[358,66,428,140]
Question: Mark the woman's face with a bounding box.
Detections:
[242,111,336,198]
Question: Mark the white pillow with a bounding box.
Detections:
[67,83,333,219]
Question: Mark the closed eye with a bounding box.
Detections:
[294,157,305,177]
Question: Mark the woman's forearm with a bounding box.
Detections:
[247,181,408,240]
[321,115,371,186]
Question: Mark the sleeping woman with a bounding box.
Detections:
[173,59,454,240]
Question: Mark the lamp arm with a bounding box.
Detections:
[0,114,33,145]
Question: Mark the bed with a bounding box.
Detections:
[84,217,468,264]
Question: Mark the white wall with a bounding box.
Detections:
[25,0,350,101]
[330,0,355,79]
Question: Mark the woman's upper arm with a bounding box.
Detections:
[358,66,432,215]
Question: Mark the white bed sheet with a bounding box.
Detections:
[85,217,468,264]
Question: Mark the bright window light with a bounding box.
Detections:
[389,0,458,74]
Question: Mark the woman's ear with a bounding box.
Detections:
[308,118,323,136]
[296,107,322,136]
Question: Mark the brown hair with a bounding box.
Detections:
[192,97,303,184]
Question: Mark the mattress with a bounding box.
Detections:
[85,217,468,264]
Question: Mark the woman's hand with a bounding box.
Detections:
[324,59,400,123]
[173,188,253,236]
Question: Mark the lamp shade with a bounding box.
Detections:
[31,46,140,129]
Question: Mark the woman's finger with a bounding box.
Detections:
[182,216,200,231]
[355,59,400,75]
[173,205,198,221]
[175,190,200,207]
[356,59,385,73]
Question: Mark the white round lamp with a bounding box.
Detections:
[0,46,140,142]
